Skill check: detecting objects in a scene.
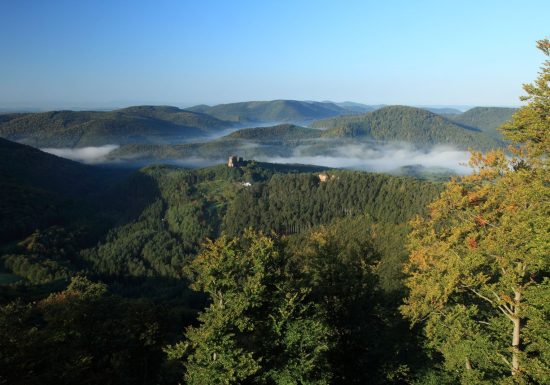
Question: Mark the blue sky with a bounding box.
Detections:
[0,0,548,109]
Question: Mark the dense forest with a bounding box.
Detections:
[0,136,443,383]
[0,40,548,385]
[313,105,504,149]
[185,100,352,123]
[445,106,516,140]
[225,124,321,141]
[0,106,234,147]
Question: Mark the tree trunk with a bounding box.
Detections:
[511,290,521,375]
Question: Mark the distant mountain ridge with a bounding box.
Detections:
[313,105,503,149]
[107,106,508,165]
[423,107,463,115]
[0,102,513,156]
[333,102,377,113]
[0,106,234,148]
[186,100,352,123]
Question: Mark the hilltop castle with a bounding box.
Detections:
[227,155,244,168]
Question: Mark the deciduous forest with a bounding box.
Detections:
[0,39,548,385]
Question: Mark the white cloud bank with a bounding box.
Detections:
[39,141,472,175]
[41,145,119,164]
[255,143,471,174]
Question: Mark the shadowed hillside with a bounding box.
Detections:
[0,106,234,147]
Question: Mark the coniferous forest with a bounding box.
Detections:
[0,11,548,384]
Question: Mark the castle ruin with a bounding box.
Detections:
[227,155,244,168]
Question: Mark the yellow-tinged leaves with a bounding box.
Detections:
[402,39,550,383]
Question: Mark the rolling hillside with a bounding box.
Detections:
[0,106,234,147]
[313,105,504,149]
[0,138,134,243]
[448,106,516,140]
[186,100,351,123]
[225,124,321,141]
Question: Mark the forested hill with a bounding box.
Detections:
[0,106,233,147]
[0,137,121,196]
[225,124,321,141]
[0,137,440,286]
[313,105,504,149]
[186,100,351,123]
[0,149,442,383]
[0,138,139,243]
[447,106,516,140]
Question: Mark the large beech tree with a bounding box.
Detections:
[166,230,332,385]
[401,40,549,384]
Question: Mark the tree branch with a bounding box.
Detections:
[465,286,495,305]
[497,352,512,369]
[497,305,516,322]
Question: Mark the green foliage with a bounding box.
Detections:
[287,217,438,384]
[0,106,233,147]
[0,137,131,243]
[313,105,503,149]
[289,222,379,383]
[226,124,322,141]
[402,154,549,383]
[502,39,550,157]
[224,170,440,236]
[168,231,332,385]
[0,135,479,383]
[0,276,166,385]
[187,100,348,123]
[448,107,516,140]
[402,40,550,383]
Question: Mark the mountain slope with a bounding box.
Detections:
[448,106,516,140]
[313,105,503,149]
[225,124,321,141]
[0,138,127,242]
[0,137,124,197]
[108,123,324,162]
[186,100,350,123]
[0,106,233,148]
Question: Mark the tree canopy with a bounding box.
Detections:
[402,39,550,384]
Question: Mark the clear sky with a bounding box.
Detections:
[0,0,548,109]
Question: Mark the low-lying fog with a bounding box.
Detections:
[41,141,471,174]
[41,145,120,164]
[256,142,471,174]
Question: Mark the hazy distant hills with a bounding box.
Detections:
[446,107,516,140]
[108,125,323,163]
[186,100,352,123]
[313,106,504,149]
[423,107,463,115]
[333,102,377,113]
[106,105,513,167]
[0,106,234,148]
[0,102,515,171]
